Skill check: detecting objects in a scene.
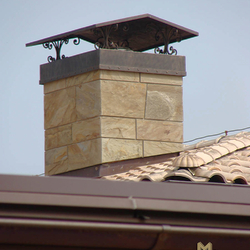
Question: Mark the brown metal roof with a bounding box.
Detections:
[26,14,198,52]
[1,174,250,210]
[1,175,250,249]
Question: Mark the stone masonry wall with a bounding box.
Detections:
[44,70,183,175]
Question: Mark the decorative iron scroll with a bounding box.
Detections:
[73,37,81,45]
[147,23,181,55]
[154,28,179,55]
[93,23,130,50]
[154,46,177,55]
[43,38,81,63]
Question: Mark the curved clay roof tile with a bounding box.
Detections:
[172,154,205,168]
[240,150,250,157]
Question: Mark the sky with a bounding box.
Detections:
[0,0,250,175]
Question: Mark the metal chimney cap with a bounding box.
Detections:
[26,14,198,62]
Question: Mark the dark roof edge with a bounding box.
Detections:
[1,174,250,216]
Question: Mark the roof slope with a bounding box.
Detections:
[102,132,250,184]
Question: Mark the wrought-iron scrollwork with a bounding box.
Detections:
[94,40,118,49]
[43,42,53,50]
[43,39,69,62]
[43,38,81,63]
[118,40,129,49]
[93,23,129,50]
[122,23,129,31]
[94,41,102,50]
[154,27,178,55]
[93,24,119,50]
[147,23,180,55]
[154,46,177,55]
[73,37,81,45]
[47,55,55,63]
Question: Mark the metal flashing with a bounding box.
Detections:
[57,153,178,177]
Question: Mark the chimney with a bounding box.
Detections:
[26,14,198,176]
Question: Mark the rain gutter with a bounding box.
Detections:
[1,217,250,236]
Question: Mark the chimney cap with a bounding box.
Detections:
[26,14,198,62]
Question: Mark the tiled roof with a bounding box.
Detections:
[102,132,250,184]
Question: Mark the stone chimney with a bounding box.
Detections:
[26,14,198,176]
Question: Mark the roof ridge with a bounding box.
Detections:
[171,132,250,169]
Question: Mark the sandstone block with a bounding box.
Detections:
[101,80,146,118]
[46,159,68,176]
[44,78,66,94]
[45,124,72,150]
[145,84,183,121]
[137,119,183,142]
[144,141,183,157]
[45,146,68,165]
[45,146,68,175]
[141,73,183,86]
[66,70,100,87]
[102,138,143,162]
[44,87,76,129]
[101,117,136,139]
[76,81,101,120]
[100,70,139,82]
[68,139,101,171]
[72,118,101,143]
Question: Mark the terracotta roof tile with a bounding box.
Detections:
[172,154,205,168]
[102,132,250,185]
[202,148,222,160]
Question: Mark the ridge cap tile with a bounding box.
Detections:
[227,139,247,148]
[194,151,214,164]
[209,145,230,156]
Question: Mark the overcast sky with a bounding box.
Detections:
[0,0,250,175]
